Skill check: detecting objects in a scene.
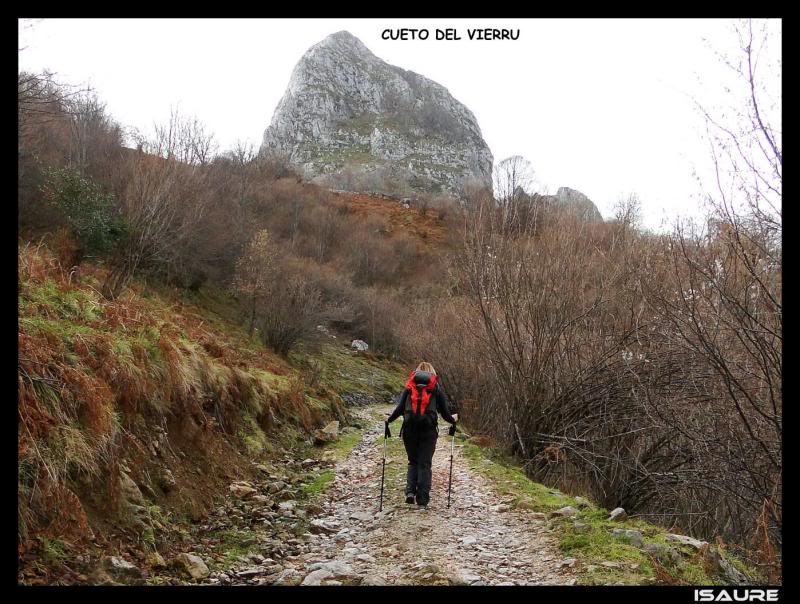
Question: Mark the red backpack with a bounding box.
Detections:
[403,370,438,428]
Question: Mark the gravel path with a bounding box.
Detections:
[275,405,575,586]
[170,405,576,586]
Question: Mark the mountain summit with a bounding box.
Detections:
[261,31,494,197]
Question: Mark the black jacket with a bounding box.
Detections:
[387,372,456,427]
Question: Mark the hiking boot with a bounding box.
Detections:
[405,494,416,504]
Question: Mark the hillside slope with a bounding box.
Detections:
[17,239,405,585]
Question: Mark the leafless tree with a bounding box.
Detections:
[101,110,216,299]
[493,155,536,205]
[491,155,545,234]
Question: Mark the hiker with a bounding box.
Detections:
[385,362,458,508]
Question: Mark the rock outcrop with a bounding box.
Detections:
[515,185,604,223]
[548,187,604,222]
[313,420,340,445]
[261,31,493,197]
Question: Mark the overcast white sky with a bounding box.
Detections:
[18,18,781,231]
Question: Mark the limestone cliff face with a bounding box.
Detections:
[261,31,494,197]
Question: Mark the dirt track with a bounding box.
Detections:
[265,405,575,586]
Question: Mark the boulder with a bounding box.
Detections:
[159,468,177,493]
[642,543,681,567]
[117,472,152,531]
[361,574,387,586]
[175,553,210,579]
[313,421,340,445]
[550,506,579,518]
[301,569,333,586]
[704,547,749,585]
[664,533,708,550]
[237,568,266,578]
[90,568,121,586]
[608,507,627,521]
[119,472,145,505]
[309,519,339,534]
[102,556,142,579]
[145,551,167,569]
[229,481,258,499]
[308,560,356,577]
[610,528,644,547]
[350,339,369,352]
[268,480,287,494]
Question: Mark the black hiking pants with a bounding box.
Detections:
[402,425,438,505]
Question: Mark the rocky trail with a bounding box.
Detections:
[140,404,576,586]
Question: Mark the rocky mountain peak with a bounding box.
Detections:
[261,31,494,198]
[318,30,370,51]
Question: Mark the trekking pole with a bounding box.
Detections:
[379,421,390,512]
[447,423,457,508]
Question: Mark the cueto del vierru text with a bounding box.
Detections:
[382,29,520,41]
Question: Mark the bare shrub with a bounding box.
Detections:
[345,217,398,286]
[436,22,782,565]
[428,194,456,221]
[101,110,216,299]
[299,202,346,263]
[350,287,405,357]
[258,276,326,356]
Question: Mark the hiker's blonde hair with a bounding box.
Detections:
[416,362,436,375]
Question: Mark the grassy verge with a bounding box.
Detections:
[457,431,760,585]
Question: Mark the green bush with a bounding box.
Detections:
[42,167,127,256]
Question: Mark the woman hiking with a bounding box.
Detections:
[385,362,458,508]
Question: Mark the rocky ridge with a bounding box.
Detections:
[547,186,604,222]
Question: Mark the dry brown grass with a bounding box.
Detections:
[328,191,447,246]
[17,239,333,553]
